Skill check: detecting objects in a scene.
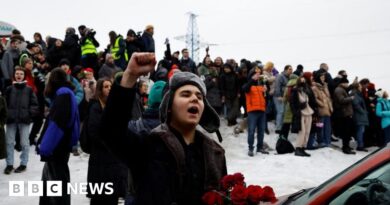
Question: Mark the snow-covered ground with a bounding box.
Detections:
[0,120,374,204]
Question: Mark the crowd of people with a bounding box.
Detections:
[0,25,389,205]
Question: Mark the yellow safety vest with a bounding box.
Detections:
[111,36,128,61]
[81,38,97,56]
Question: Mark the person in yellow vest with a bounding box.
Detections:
[108,31,128,70]
[78,25,99,78]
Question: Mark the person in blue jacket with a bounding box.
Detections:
[38,67,80,205]
[375,89,390,146]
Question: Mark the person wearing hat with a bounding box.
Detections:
[141,25,155,53]
[293,64,304,76]
[375,89,390,146]
[126,29,144,60]
[18,42,40,66]
[311,70,333,147]
[242,66,269,156]
[101,53,226,205]
[63,27,81,68]
[333,77,356,154]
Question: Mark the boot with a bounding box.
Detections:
[295,148,305,157]
[302,148,311,157]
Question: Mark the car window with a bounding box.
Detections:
[329,162,390,205]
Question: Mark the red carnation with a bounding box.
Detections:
[221,175,236,190]
[233,172,245,185]
[230,184,248,205]
[202,191,224,205]
[246,185,264,204]
[262,186,277,203]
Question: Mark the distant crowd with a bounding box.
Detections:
[0,25,389,205]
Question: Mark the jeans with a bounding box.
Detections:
[247,111,266,151]
[273,96,284,131]
[6,123,31,166]
[356,125,365,148]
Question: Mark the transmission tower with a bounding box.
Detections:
[174,12,217,64]
[186,12,200,63]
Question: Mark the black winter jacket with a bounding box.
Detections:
[5,82,39,124]
[85,100,128,197]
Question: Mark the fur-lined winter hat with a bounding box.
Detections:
[159,72,222,142]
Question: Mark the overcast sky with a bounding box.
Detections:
[2,0,390,90]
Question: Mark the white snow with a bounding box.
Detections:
[0,120,373,204]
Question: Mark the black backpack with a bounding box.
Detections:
[276,135,295,154]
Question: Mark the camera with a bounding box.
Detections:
[85,28,96,37]
[136,31,142,38]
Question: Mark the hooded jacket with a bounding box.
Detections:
[242,69,266,113]
[376,98,390,129]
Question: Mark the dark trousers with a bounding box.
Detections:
[40,155,70,205]
[225,98,239,124]
[280,123,291,139]
[335,116,354,150]
[90,196,119,205]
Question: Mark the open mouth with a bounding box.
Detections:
[188,106,199,114]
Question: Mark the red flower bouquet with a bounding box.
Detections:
[202,173,277,205]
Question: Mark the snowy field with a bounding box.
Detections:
[0,120,374,204]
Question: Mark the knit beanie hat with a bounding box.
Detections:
[159,72,222,142]
[147,81,166,111]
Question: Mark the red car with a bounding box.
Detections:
[276,144,390,205]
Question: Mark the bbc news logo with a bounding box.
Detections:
[9,181,114,196]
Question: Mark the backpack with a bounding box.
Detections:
[276,135,295,154]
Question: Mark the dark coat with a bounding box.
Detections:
[126,39,144,59]
[46,45,67,68]
[205,75,222,108]
[63,33,81,67]
[86,100,128,197]
[333,86,354,118]
[141,32,155,53]
[0,96,7,159]
[180,58,197,74]
[38,87,80,162]
[219,71,239,99]
[352,90,369,126]
[290,86,318,133]
[5,82,39,124]
[101,83,227,205]
[38,87,80,205]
